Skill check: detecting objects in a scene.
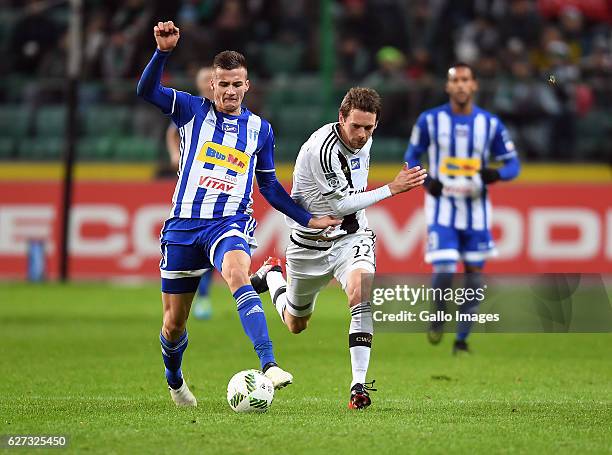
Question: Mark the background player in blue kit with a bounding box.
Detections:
[137,20,339,406]
[166,66,215,320]
[405,63,521,354]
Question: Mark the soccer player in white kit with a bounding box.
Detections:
[251,88,427,409]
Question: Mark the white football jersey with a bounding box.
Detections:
[287,123,371,238]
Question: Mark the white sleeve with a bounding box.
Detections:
[309,149,392,217]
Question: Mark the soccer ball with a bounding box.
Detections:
[227,369,274,413]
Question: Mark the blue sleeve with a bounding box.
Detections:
[255,127,312,227]
[136,49,202,127]
[404,113,430,168]
[255,123,276,171]
[491,120,521,181]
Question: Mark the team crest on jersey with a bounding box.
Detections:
[324,172,340,189]
[248,128,259,142]
[350,158,360,170]
[455,124,470,137]
[222,121,239,134]
[196,142,249,174]
[439,156,481,177]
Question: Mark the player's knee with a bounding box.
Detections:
[221,264,249,289]
[162,320,186,341]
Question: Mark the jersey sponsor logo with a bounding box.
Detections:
[198,175,235,192]
[196,142,249,174]
[222,122,239,134]
[439,156,481,177]
[324,172,340,188]
[350,158,360,170]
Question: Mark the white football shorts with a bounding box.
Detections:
[284,229,376,317]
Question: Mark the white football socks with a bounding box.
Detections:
[266,270,288,321]
[349,302,373,387]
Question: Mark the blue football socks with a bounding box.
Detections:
[233,284,275,369]
[160,330,188,389]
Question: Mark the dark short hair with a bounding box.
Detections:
[339,87,382,121]
[213,50,247,71]
[448,62,477,80]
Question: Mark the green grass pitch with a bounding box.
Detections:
[1,282,610,454]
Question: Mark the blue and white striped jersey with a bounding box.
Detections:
[168,90,274,219]
[406,103,518,231]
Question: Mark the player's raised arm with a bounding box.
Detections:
[255,126,341,229]
[136,21,180,114]
[153,20,180,52]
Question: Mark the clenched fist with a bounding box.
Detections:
[154,21,180,52]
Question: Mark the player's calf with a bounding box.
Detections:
[284,313,309,334]
[250,257,313,333]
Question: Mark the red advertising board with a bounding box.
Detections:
[0,181,610,279]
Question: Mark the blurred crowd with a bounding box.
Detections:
[1,0,611,161]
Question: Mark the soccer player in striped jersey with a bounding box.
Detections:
[250,88,427,409]
[405,63,521,354]
[137,20,339,407]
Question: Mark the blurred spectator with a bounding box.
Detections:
[455,16,501,64]
[500,0,542,49]
[83,10,107,79]
[559,6,588,62]
[9,0,59,74]
[0,0,610,163]
[211,0,250,55]
[102,0,152,79]
[363,46,408,88]
[405,0,434,53]
[531,25,564,74]
[581,34,612,108]
[336,34,372,83]
[493,58,560,159]
[363,46,411,136]
[546,40,580,160]
[538,0,612,23]
[338,0,378,57]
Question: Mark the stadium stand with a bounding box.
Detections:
[0,0,610,164]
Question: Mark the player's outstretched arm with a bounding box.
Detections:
[256,128,340,228]
[388,165,428,195]
[318,160,427,217]
[256,171,340,228]
[136,21,180,112]
[257,171,342,229]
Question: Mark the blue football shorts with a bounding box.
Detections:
[425,224,497,265]
[159,213,257,294]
